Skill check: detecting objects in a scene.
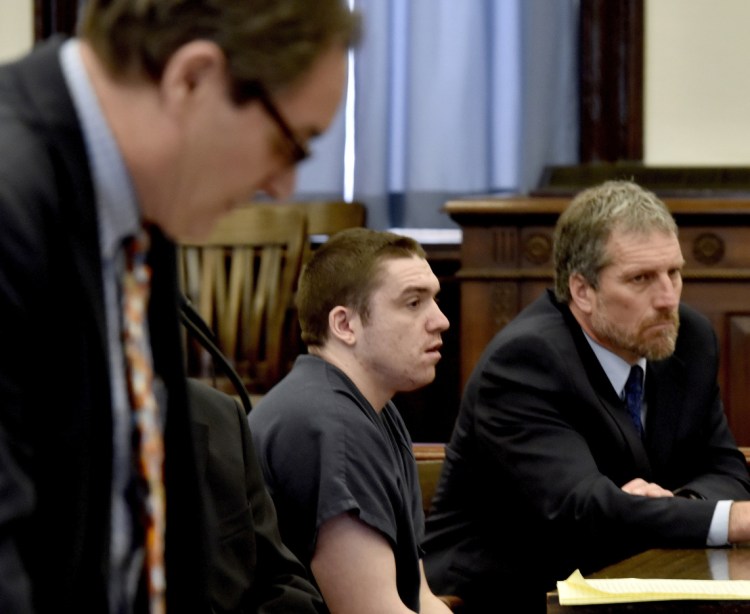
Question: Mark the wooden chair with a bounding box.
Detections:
[303,201,367,265]
[300,200,367,238]
[178,204,307,394]
[246,200,367,260]
[413,443,447,517]
[413,443,464,612]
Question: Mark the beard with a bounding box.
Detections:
[591,308,680,361]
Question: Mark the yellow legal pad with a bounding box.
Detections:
[557,569,750,605]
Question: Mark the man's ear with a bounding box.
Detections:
[328,306,357,346]
[159,40,227,111]
[569,273,595,315]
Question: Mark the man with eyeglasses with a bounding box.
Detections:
[0,1,358,613]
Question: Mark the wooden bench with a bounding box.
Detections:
[413,443,446,516]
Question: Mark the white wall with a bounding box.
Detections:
[644,0,750,164]
[0,0,33,63]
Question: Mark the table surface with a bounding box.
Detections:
[547,548,750,613]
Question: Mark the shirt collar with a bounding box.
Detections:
[583,330,647,399]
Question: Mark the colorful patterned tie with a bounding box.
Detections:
[624,364,644,438]
[123,229,166,614]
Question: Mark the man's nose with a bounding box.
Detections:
[429,301,450,332]
[654,272,681,310]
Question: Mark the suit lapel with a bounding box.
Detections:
[643,356,685,469]
[18,37,109,359]
[556,297,653,477]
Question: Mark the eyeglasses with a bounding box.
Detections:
[255,85,310,166]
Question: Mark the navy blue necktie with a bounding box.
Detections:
[624,365,644,438]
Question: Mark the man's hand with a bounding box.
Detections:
[728,502,750,543]
[621,478,674,498]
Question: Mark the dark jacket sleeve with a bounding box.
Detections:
[469,300,749,556]
[188,380,325,614]
[646,306,750,502]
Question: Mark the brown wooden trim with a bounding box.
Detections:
[413,442,446,462]
[445,197,750,218]
[579,0,644,162]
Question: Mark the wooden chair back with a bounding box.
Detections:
[248,200,367,261]
[301,200,367,237]
[413,443,446,516]
[268,200,367,359]
[178,204,307,393]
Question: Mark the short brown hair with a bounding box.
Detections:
[553,180,678,303]
[80,0,360,103]
[297,228,426,347]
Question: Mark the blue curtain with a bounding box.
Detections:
[295,0,580,230]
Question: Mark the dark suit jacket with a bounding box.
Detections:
[188,380,324,614]
[423,290,750,613]
[0,39,211,612]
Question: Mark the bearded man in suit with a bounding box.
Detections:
[423,180,750,612]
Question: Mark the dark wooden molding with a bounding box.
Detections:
[34,0,80,41]
[579,0,644,162]
[535,164,750,196]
